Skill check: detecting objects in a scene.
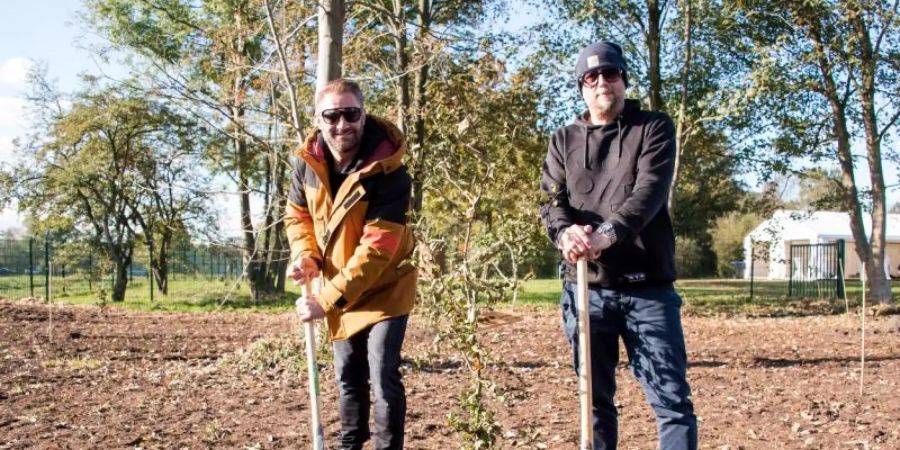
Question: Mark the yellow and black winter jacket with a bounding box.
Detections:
[284,116,416,341]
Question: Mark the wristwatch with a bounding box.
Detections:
[598,222,618,246]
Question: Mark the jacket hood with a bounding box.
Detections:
[570,99,642,170]
[298,114,407,176]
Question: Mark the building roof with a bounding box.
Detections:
[747,209,900,243]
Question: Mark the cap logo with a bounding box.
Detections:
[587,55,600,68]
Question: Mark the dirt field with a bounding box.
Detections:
[1,299,897,449]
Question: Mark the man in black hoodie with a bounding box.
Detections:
[540,42,698,450]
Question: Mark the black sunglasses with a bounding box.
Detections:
[581,68,623,87]
[321,107,363,125]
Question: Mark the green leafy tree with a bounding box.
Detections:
[733,0,899,303]
[413,54,547,448]
[5,74,207,301]
[710,211,761,277]
[86,0,319,300]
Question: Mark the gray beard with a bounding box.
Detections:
[323,133,360,155]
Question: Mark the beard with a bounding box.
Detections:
[322,128,362,156]
[594,90,623,117]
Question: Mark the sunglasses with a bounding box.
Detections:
[321,107,362,125]
[581,68,623,87]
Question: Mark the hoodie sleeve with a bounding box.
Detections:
[607,113,676,240]
[284,157,322,265]
[317,168,412,313]
[539,130,574,245]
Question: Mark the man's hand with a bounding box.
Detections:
[559,225,596,263]
[296,294,326,322]
[289,257,321,285]
[559,225,614,263]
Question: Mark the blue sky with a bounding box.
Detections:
[0,1,108,231]
[0,1,897,234]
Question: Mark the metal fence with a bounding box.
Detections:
[0,237,246,301]
[788,240,845,299]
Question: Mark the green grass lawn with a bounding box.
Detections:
[513,278,900,316]
[0,274,301,313]
[3,274,897,316]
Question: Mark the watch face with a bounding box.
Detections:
[600,223,616,243]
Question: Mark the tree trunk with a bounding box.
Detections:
[669,0,692,211]
[153,238,169,296]
[234,104,268,301]
[410,0,432,212]
[317,0,344,90]
[805,14,885,304]
[109,246,131,302]
[393,0,410,135]
[273,149,289,292]
[112,262,128,302]
[848,3,891,303]
[646,0,663,112]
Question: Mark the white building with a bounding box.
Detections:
[743,210,900,280]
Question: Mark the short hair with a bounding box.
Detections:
[315,79,364,110]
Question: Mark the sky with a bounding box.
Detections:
[0,1,897,235]
[0,0,111,233]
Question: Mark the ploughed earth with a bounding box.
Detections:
[1,299,898,449]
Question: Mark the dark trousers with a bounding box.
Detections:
[561,283,698,450]
[332,315,408,450]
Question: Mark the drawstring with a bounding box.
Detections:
[617,118,623,158]
[583,126,590,169]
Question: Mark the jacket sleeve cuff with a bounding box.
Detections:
[319,277,348,313]
[607,220,630,246]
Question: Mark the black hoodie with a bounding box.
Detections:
[540,99,677,287]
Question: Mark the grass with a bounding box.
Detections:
[3,274,898,316]
[513,278,900,316]
[43,356,103,371]
[0,273,300,313]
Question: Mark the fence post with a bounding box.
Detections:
[44,234,50,302]
[148,237,154,303]
[837,239,845,298]
[749,240,755,303]
[788,244,794,297]
[88,253,93,291]
[29,237,34,298]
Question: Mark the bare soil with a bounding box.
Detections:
[1,299,898,449]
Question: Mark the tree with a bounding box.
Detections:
[710,211,761,277]
[349,0,498,212]
[317,0,344,89]
[5,74,209,301]
[87,0,319,300]
[413,55,547,448]
[733,0,899,303]
[129,125,215,295]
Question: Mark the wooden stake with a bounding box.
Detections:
[576,259,594,449]
[860,264,866,396]
[48,260,53,343]
[301,280,326,449]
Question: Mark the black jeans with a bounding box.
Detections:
[332,315,408,450]
[561,283,698,450]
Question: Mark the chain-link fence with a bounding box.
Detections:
[0,237,247,303]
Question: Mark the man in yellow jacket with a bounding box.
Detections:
[284,79,416,450]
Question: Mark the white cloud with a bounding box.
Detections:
[0,57,34,87]
[0,135,18,166]
[0,206,24,234]
[0,96,27,130]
